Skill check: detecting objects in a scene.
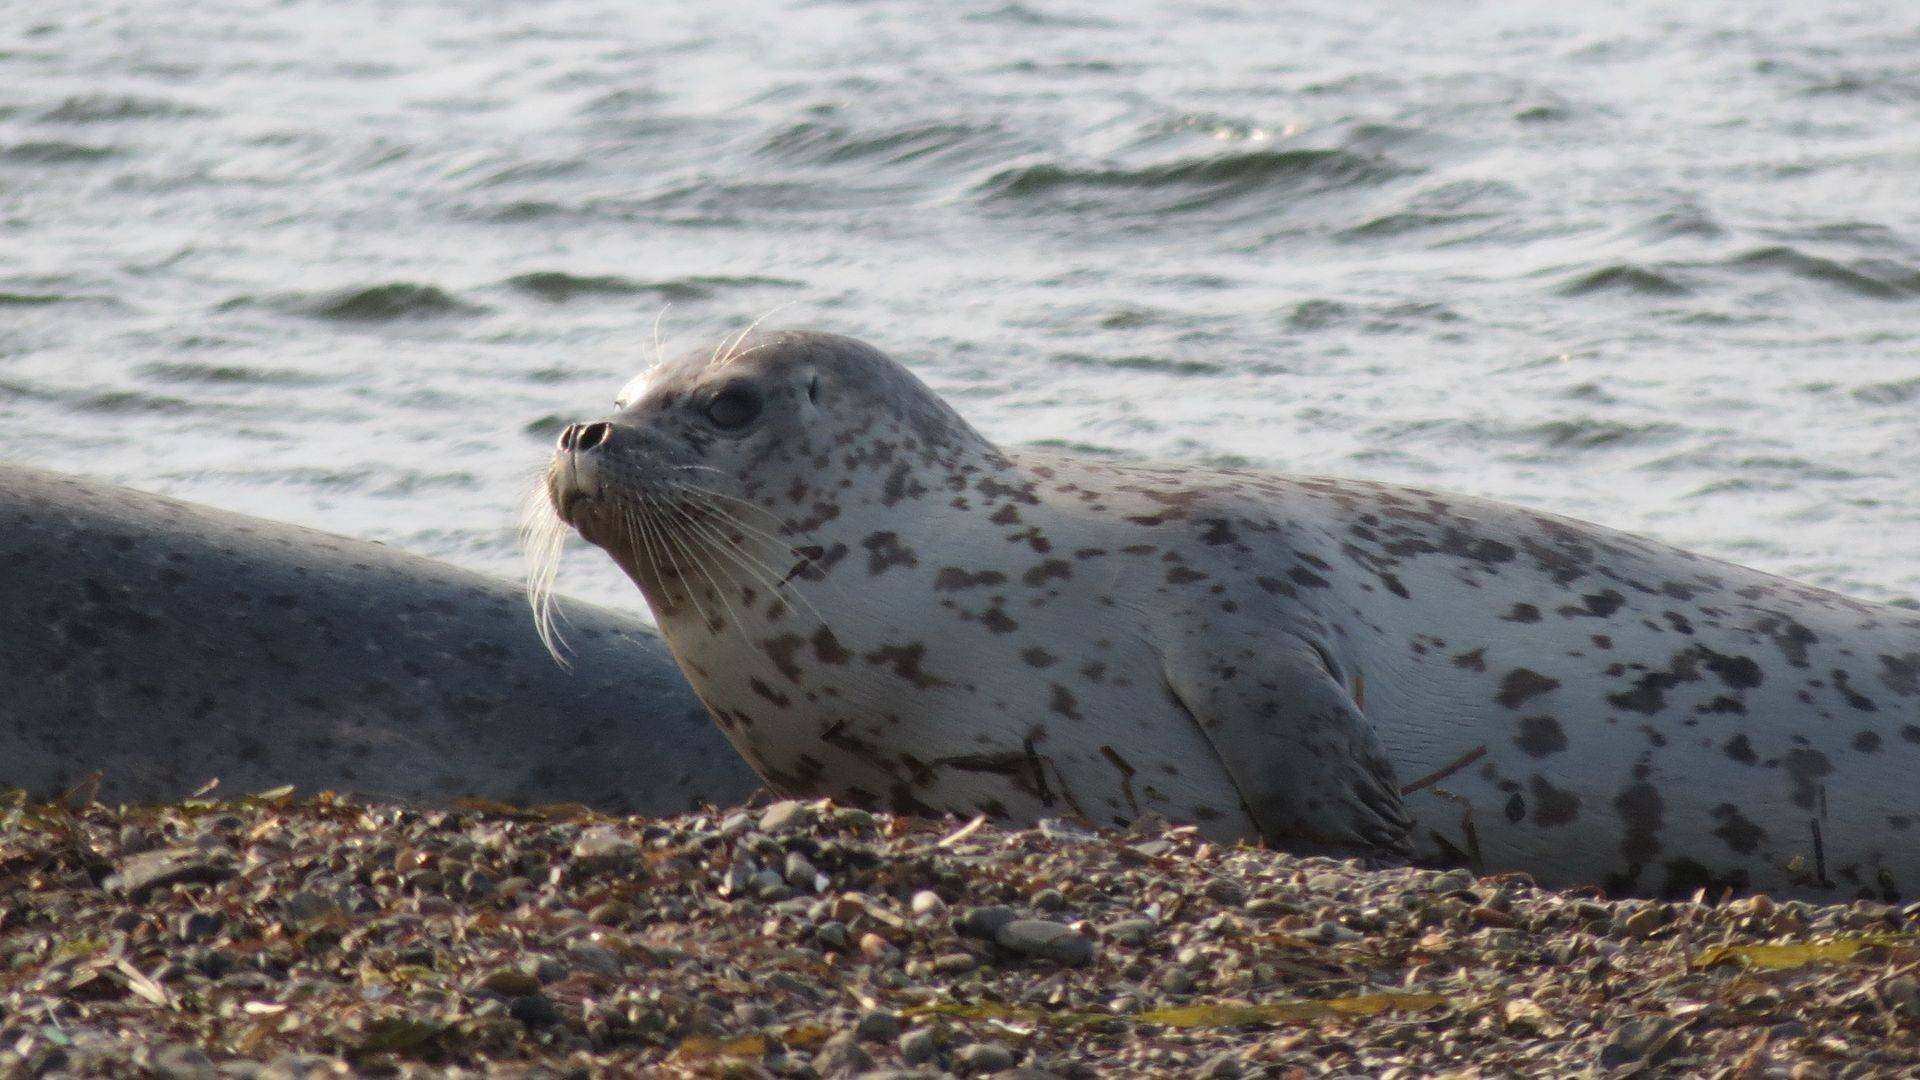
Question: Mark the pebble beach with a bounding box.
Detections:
[3,791,1917,1078]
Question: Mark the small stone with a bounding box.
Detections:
[149,1044,218,1080]
[1031,887,1066,911]
[1106,918,1156,946]
[785,851,821,889]
[571,826,641,871]
[1769,1020,1810,1041]
[172,909,224,943]
[280,890,340,924]
[735,1001,778,1027]
[587,900,636,927]
[832,807,877,830]
[519,954,567,985]
[811,1031,874,1076]
[1311,921,1362,944]
[508,993,561,1026]
[104,847,235,898]
[760,800,815,833]
[1198,1052,1245,1080]
[958,905,1019,940]
[815,920,851,950]
[1880,976,1920,1019]
[1204,879,1247,906]
[933,951,979,974]
[566,943,624,978]
[476,967,542,997]
[1597,1017,1687,1070]
[859,932,897,962]
[911,890,949,919]
[1621,906,1665,938]
[955,1041,1015,1074]
[899,1026,940,1064]
[854,1009,902,1042]
[994,919,1095,965]
[1157,965,1196,994]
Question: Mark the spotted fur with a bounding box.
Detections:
[546,330,1920,900]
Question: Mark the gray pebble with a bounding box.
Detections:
[508,993,561,1026]
[994,919,1095,966]
[172,909,224,943]
[103,847,235,898]
[1105,918,1156,946]
[570,826,641,871]
[1597,1017,1686,1069]
[785,851,820,889]
[854,1009,902,1042]
[566,943,625,978]
[958,905,1018,940]
[811,1030,874,1076]
[955,1041,1016,1074]
[760,800,816,833]
[148,1044,218,1080]
[899,1027,939,1064]
[1198,1053,1246,1080]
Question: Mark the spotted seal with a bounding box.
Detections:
[0,463,757,810]
[537,329,1920,899]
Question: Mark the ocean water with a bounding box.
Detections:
[2,0,1915,613]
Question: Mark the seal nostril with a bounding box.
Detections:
[557,423,580,452]
[576,421,612,453]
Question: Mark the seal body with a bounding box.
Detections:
[0,464,757,811]
[546,330,1920,898]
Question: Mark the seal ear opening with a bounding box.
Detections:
[807,373,820,405]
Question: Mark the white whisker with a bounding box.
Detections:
[519,478,572,666]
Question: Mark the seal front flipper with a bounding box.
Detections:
[1162,633,1413,857]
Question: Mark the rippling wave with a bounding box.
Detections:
[0,0,1913,606]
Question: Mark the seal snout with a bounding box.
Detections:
[549,421,617,527]
[557,421,612,455]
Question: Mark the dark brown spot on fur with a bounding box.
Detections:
[1024,559,1072,587]
[1723,733,1757,764]
[934,567,1007,590]
[1515,716,1567,758]
[1049,684,1082,721]
[1496,668,1560,709]
[863,531,918,575]
[811,627,851,665]
[749,678,791,708]
[1021,647,1058,668]
[1530,775,1579,826]
[1501,603,1542,624]
[1782,747,1832,810]
[1711,804,1766,855]
[1614,772,1664,865]
[864,643,951,688]
[761,634,807,684]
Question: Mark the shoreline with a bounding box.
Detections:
[2,791,1916,1077]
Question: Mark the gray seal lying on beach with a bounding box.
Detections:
[534,329,1920,898]
[0,463,757,810]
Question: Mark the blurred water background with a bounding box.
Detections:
[1,0,1915,612]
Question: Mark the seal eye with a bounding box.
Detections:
[705,384,761,430]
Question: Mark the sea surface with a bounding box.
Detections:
[2,0,1916,613]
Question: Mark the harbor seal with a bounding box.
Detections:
[0,463,757,811]
[537,329,1920,899]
